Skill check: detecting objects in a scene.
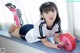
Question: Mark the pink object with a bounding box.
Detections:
[14,13,20,26]
[57,33,76,52]
[9,8,20,26]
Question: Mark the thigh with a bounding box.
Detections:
[10,28,20,38]
[9,25,16,33]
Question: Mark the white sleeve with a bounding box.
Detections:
[38,26,46,37]
[38,24,46,39]
[55,23,61,33]
[42,26,46,37]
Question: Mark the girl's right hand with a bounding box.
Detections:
[53,44,60,49]
[54,42,64,49]
[57,42,65,49]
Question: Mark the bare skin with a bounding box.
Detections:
[9,24,21,38]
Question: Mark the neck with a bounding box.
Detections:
[46,21,54,28]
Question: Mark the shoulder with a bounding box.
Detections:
[54,22,61,33]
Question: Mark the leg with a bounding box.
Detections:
[10,28,20,38]
[9,24,16,33]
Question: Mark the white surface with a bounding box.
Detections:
[0,29,11,37]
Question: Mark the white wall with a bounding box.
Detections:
[67,2,74,35]
[67,2,80,36]
[73,2,80,36]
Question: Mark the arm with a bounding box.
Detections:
[54,32,64,46]
[54,32,61,43]
[41,38,59,49]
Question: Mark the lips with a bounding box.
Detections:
[49,18,53,20]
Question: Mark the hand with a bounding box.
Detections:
[53,44,61,49]
[57,42,65,49]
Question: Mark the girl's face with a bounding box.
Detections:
[42,8,57,23]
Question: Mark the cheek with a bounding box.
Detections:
[54,15,57,20]
[54,14,57,18]
[53,13,57,18]
[54,17,56,21]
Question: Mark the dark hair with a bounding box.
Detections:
[39,2,61,24]
[5,3,12,6]
[5,3,16,8]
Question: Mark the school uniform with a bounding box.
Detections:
[19,20,61,43]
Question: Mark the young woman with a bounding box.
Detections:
[9,2,64,49]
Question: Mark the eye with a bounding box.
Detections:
[45,11,49,14]
[51,9,55,12]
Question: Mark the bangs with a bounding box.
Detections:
[40,2,57,14]
[42,7,55,12]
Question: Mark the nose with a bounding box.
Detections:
[48,11,53,16]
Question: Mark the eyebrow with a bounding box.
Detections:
[43,8,55,12]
